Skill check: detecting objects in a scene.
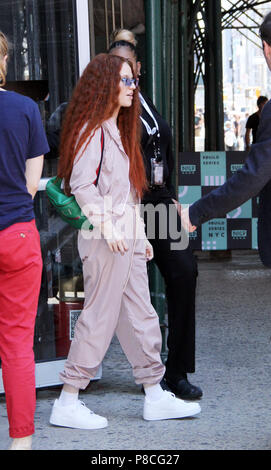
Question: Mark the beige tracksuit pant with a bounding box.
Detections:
[60,201,165,389]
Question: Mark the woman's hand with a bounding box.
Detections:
[145,239,154,261]
[107,238,129,255]
[100,220,129,255]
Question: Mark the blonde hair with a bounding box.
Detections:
[110,28,137,48]
[0,31,9,86]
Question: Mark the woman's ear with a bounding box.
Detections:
[136,61,142,77]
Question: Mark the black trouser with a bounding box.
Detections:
[143,198,198,380]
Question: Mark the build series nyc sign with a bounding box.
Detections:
[178,151,258,251]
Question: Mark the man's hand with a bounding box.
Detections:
[179,204,197,233]
[172,198,182,217]
[145,239,154,261]
[172,199,197,232]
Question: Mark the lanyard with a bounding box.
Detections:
[139,93,161,161]
[139,93,159,135]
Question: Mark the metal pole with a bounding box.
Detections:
[144,0,166,352]
[204,0,224,150]
[112,0,115,32]
[88,0,96,59]
[214,0,224,150]
[179,0,189,151]
[161,0,171,122]
[170,0,179,190]
[144,0,163,112]
[120,0,123,28]
[105,0,109,50]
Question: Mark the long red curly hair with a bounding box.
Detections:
[58,53,146,197]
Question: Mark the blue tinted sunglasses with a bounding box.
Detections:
[120,77,139,87]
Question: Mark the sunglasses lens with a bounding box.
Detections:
[121,78,138,87]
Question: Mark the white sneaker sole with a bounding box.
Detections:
[143,404,201,421]
[49,413,108,430]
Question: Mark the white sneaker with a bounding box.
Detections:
[49,399,108,430]
[143,390,201,421]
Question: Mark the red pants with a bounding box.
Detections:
[0,220,42,438]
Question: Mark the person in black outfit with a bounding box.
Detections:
[109,29,202,400]
[245,95,268,150]
[187,13,271,272]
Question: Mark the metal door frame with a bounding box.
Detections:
[76,0,91,74]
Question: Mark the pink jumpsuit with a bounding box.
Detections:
[60,118,165,389]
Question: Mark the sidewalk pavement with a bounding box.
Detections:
[0,250,271,451]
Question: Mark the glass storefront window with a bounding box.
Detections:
[1,0,81,371]
[2,0,78,173]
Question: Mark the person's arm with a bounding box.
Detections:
[25,100,49,192]
[245,114,254,150]
[245,128,251,150]
[70,127,128,254]
[70,128,106,216]
[25,155,44,198]
[189,102,271,227]
[45,130,60,159]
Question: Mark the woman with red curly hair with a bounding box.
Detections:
[49,54,200,430]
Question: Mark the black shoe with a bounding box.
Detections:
[160,377,171,392]
[164,376,203,400]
